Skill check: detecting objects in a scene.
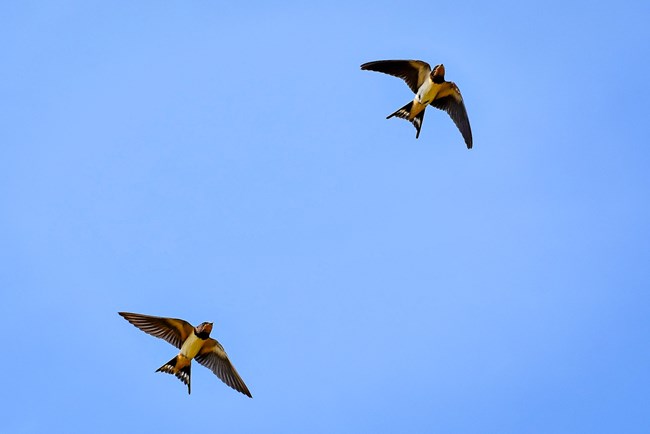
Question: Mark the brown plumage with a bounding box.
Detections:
[119,311,252,397]
[361,60,473,148]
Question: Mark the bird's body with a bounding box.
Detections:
[405,98,427,121]
[361,60,473,148]
[179,331,206,360]
[155,328,208,386]
[413,79,440,115]
[119,311,252,397]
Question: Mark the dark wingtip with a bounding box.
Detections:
[236,383,253,398]
[236,380,253,398]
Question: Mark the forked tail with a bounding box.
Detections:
[387,102,425,139]
[387,101,413,120]
[156,355,192,394]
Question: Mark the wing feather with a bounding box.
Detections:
[118,312,194,349]
[361,60,431,94]
[195,338,252,398]
[430,82,473,148]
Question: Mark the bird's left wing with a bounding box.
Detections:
[195,338,252,398]
[118,312,194,349]
[430,82,473,149]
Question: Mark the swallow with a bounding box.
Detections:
[360,60,473,148]
[118,312,252,397]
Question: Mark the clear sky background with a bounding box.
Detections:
[2,1,649,433]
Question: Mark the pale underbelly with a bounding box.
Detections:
[180,335,204,360]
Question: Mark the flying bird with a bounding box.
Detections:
[360,60,473,148]
[118,311,252,397]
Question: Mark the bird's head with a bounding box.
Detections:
[431,64,445,83]
[195,322,213,339]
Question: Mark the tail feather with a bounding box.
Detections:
[413,109,425,139]
[156,356,192,394]
[386,101,413,120]
[387,101,425,139]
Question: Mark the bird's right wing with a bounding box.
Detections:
[118,312,194,349]
[360,60,431,94]
[430,82,473,149]
[195,338,252,398]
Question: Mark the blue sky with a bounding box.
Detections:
[2,1,649,433]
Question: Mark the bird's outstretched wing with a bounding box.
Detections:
[361,60,431,94]
[195,338,252,398]
[430,82,473,148]
[118,312,194,349]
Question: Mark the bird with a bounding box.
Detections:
[360,60,473,148]
[118,311,252,397]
